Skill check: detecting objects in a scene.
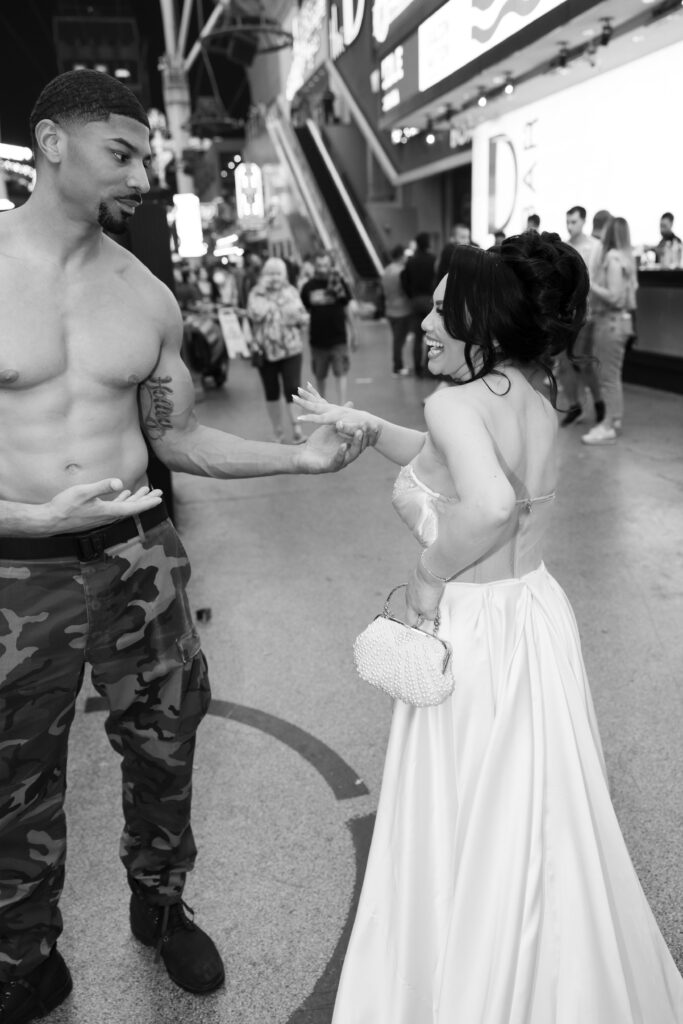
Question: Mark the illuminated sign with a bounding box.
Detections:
[372,0,414,44]
[378,36,418,113]
[470,42,683,250]
[173,193,205,258]
[235,162,265,226]
[329,0,366,59]
[418,0,567,93]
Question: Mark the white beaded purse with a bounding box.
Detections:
[353,585,455,707]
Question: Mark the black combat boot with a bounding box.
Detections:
[129,883,225,994]
[0,948,72,1024]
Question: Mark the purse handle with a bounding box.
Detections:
[383,584,441,635]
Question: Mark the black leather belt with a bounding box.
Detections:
[0,502,169,562]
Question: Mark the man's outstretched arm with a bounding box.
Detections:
[140,291,374,478]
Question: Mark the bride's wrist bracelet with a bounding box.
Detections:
[419,551,453,583]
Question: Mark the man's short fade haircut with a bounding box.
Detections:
[29,69,149,147]
[566,206,586,220]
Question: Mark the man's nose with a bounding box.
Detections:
[127,163,151,194]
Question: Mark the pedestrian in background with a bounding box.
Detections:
[380,245,412,377]
[557,205,604,427]
[300,253,353,404]
[654,211,682,268]
[247,257,309,443]
[401,232,436,377]
[582,216,638,445]
[435,222,473,282]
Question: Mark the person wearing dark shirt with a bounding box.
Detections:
[400,233,436,377]
[435,223,472,283]
[654,211,682,268]
[301,253,352,404]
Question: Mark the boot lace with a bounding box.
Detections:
[155,898,196,959]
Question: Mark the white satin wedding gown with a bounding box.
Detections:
[332,462,683,1024]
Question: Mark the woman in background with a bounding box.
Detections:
[295,231,683,1023]
[247,257,310,443]
[582,215,638,445]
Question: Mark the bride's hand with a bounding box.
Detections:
[405,569,443,628]
[293,383,382,445]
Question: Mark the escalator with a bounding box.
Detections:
[294,120,384,281]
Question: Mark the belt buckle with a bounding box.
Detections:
[76,529,108,562]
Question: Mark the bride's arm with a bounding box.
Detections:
[405,391,518,623]
[293,383,426,465]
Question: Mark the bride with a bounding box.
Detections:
[294,232,683,1023]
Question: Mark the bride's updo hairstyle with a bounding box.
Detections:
[442,231,588,391]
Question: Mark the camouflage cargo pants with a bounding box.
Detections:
[0,516,211,979]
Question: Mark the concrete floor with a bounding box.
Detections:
[46,321,683,1023]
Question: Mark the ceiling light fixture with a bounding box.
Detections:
[477,88,487,107]
[503,73,514,95]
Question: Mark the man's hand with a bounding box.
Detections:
[294,423,369,473]
[47,479,163,533]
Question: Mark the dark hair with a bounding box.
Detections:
[30,69,149,151]
[566,206,586,220]
[442,231,588,392]
[526,214,540,229]
[592,208,611,232]
[390,244,406,260]
[415,232,430,251]
[661,211,674,222]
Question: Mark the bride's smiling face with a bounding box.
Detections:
[422,276,472,379]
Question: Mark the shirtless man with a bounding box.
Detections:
[0,70,370,1023]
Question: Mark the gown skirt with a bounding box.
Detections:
[332,564,683,1024]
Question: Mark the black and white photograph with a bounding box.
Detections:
[1,1,682,1022]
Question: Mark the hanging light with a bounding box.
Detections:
[425,119,436,145]
[477,88,487,107]
[504,73,514,95]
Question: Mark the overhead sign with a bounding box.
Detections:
[329,0,366,59]
[418,0,567,93]
[372,0,414,44]
[379,36,418,113]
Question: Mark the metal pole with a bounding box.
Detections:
[184,1,228,73]
[158,0,194,193]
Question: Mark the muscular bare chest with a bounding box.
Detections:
[0,255,161,391]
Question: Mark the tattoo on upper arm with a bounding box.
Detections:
[141,375,174,439]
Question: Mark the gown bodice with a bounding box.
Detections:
[392,462,555,584]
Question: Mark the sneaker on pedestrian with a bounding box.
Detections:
[612,417,622,434]
[391,369,410,378]
[560,404,583,426]
[129,884,225,994]
[581,422,617,445]
[0,947,72,1024]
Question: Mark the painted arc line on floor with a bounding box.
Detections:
[83,696,369,801]
[287,813,375,1024]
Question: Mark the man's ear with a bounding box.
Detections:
[34,119,64,164]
